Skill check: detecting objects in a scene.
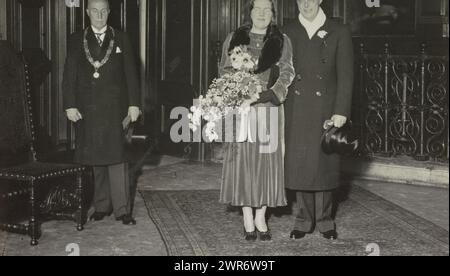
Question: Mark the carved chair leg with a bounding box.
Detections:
[28,179,41,246]
[76,172,85,231]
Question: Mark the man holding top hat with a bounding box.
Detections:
[283,0,354,240]
[62,0,141,225]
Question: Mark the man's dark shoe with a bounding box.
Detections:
[290,230,307,240]
[321,230,338,240]
[116,214,137,225]
[89,212,111,221]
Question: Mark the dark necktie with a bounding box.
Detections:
[94,32,105,46]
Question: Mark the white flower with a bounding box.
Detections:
[250,92,260,103]
[205,122,219,142]
[189,123,198,132]
[242,59,255,70]
[229,46,257,71]
[231,46,243,56]
[239,101,252,114]
[231,57,243,70]
[317,30,328,39]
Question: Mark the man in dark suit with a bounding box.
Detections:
[62,0,140,225]
[284,0,354,240]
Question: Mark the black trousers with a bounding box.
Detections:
[93,163,130,218]
[294,191,335,233]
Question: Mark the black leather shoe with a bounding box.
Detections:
[116,214,137,225]
[321,230,338,240]
[243,228,258,242]
[257,229,272,242]
[89,211,111,221]
[290,230,307,240]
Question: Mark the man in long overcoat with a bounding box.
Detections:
[284,0,354,240]
[62,0,140,225]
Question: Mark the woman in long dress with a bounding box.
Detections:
[219,0,295,241]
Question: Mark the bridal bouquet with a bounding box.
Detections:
[189,46,262,141]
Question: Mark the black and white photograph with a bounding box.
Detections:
[0,0,448,258]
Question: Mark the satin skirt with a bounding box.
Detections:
[220,139,287,208]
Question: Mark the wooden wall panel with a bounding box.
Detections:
[53,0,68,147]
[0,0,7,40]
[5,0,56,153]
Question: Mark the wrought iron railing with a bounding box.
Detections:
[355,43,449,163]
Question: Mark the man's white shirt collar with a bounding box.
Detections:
[91,25,108,42]
[91,25,107,34]
[299,8,327,40]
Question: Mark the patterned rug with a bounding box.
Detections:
[141,186,449,256]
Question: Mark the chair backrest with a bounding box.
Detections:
[0,41,36,168]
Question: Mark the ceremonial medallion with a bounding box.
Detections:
[83,27,116,80]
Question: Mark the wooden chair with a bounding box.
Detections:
[0,42,87,246]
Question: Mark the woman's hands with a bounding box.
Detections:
[252,89,281,106]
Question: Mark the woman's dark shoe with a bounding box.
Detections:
[257,228,272,241]
[116,214,137,225]
[89,211,112,221]
[290,230,307,240]
[243,228,258,242]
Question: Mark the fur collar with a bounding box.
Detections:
[228,24,284,74]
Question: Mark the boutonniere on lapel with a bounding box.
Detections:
[317,30,328,39]
[116,47,122,54]
[318,30,329,64]
[318,30,329,48]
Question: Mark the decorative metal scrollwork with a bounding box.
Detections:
[357,43,448,163]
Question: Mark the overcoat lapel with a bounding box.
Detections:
[291,20,309,70]
[321,19,337,36]
[87,28,102,60]
[100,29,112,58]
[292,19,338,70]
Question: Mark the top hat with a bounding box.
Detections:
[321,121,359,156]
